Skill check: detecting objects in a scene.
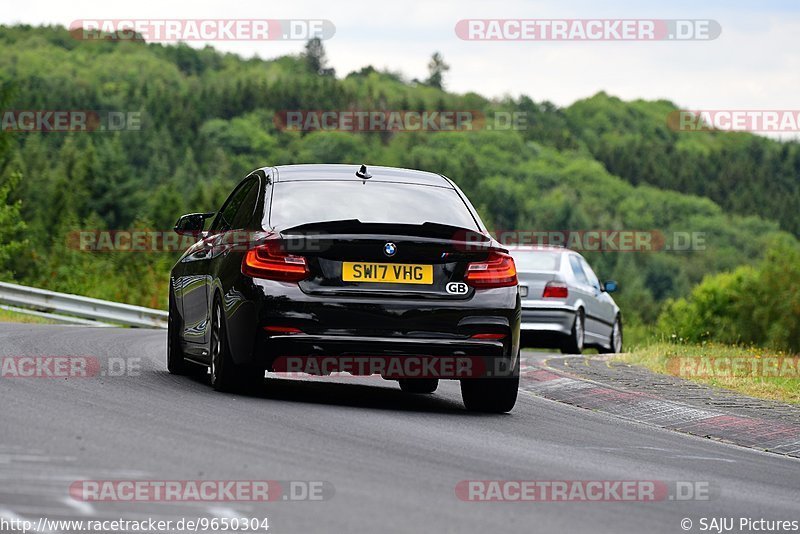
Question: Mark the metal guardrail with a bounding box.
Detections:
[0,281,168,329]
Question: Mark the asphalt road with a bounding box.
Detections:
[0,323,798,534]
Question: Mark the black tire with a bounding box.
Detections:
[598,316,623,354]
[398,378,439,394]
[210,299,262,393]
[460,352,519,413]
[560,310,585,355]
[167,284,188,375]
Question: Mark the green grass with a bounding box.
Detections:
[0,307,57,324]
[618,341,800,404]
[621,322,660,351]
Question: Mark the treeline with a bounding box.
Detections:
[567,93,800,236]
[0,24,797,330]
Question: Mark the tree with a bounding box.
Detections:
[426,52,450,89]
[0,83,26,279]
[0,172,27,279]
[303,38,335,77]
[2,23,799,322]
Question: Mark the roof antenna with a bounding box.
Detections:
[356,164,372,179]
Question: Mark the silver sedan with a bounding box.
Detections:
[507,246,622,354]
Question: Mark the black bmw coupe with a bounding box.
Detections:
[168,164,521,412]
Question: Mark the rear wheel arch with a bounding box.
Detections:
[560,307,585,355]
[599,314,623,354]
[574,306,585,327]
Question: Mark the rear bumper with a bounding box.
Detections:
[268,333,505,357]
[520,304,576,336]
[262,334,514,378]
[227,279,521,377]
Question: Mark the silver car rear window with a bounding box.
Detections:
[512,251,561,272]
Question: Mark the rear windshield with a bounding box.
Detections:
[510,251,561,272]
[270,181,479,230]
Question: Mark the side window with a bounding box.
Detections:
[569,255,590,286]
[231,178,261,230]
[209,178,257,233]
[580,257,601,290]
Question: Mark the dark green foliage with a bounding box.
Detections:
[0,25,797,326]
[658,239,800,352]
[566,92,800,236]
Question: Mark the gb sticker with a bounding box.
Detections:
[446,282,469,295]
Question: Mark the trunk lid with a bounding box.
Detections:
[517,271,561,300]
[279,220,492,299]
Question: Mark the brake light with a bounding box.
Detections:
[470,333,507,340]
[464,251,517,288]
[242,240,309,282]
[542,281,568,299]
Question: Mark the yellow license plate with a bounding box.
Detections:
[342,262,433,284]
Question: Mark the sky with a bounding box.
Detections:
[2,0,798,131]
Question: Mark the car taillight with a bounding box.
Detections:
[470,333,507,340]
[542,281,568,298]
[464,251,517,288]
[242,240,309,282]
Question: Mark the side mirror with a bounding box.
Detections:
[603,280,618,293]
[174,212,215,236]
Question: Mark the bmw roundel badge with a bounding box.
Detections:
[384,242,397,257]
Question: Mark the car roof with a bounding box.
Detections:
[263,164,453,188]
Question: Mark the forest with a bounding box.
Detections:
[0,24,798,348]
